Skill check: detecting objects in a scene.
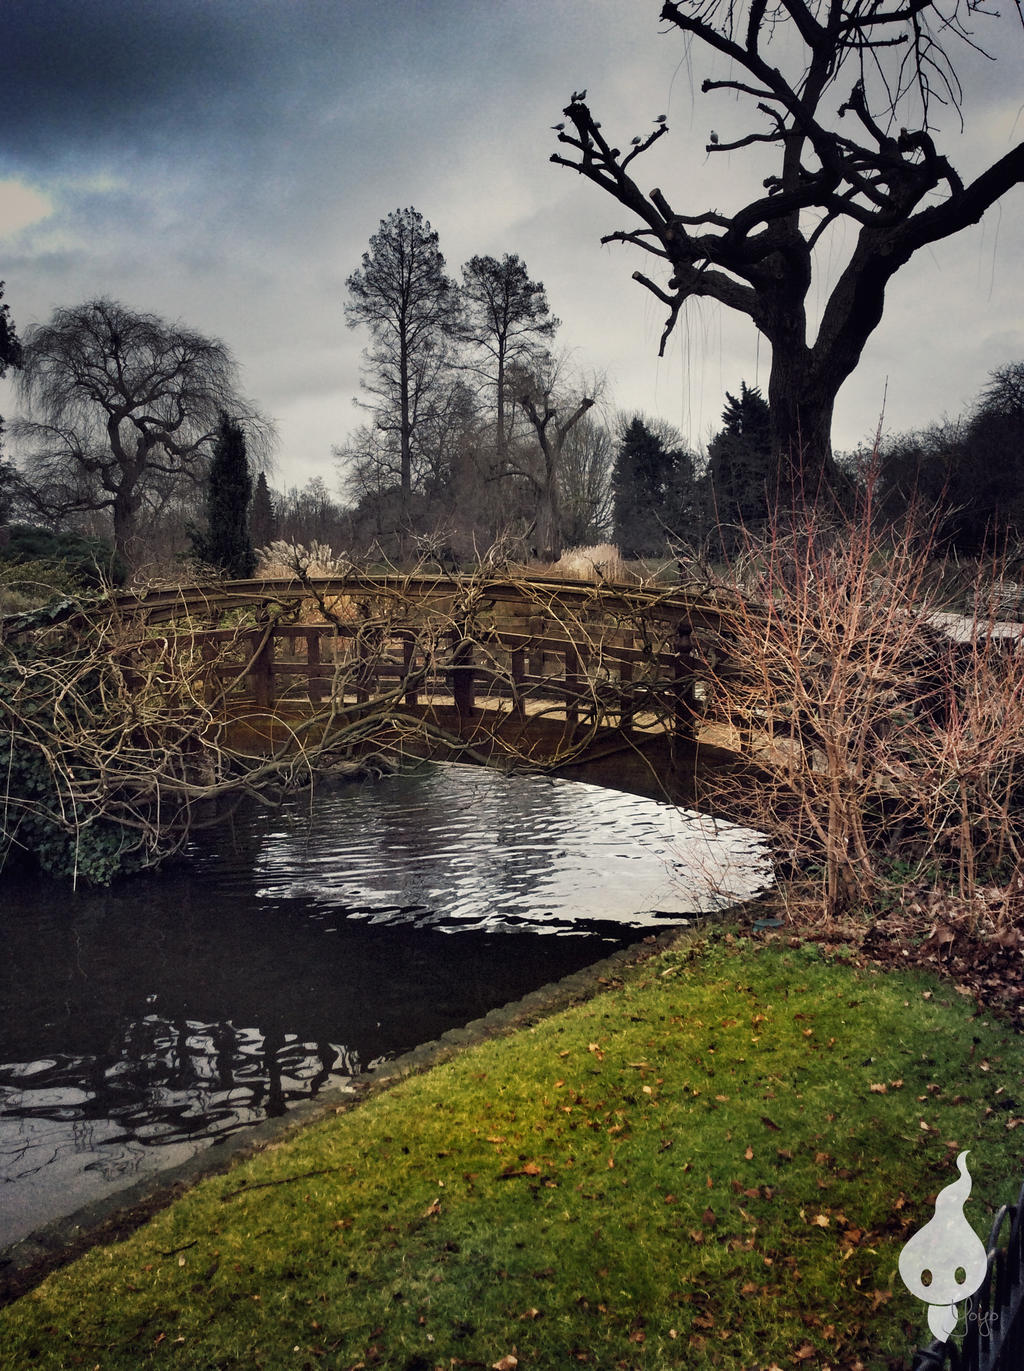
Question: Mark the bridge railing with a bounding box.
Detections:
[164,616,701,737]
[114,573,714,745]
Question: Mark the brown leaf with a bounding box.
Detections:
[492,1358,519,1371]
[744,1145,754,1160]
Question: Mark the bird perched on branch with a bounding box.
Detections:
[709,130,719,144]
[571,88,587,101]
[655,114,667,123]
[631,135,642,145]
[551,123,565,131]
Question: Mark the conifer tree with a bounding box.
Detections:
[195,413,256,578]
[612,417,692,558]
[704,384,773,555]
[250,470,277,550]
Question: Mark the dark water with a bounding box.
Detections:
[0,764,769,1248]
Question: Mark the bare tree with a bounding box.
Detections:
[509,354,597,561]
[12,299,270,567]
[344,208,461,517]
[460,254,559,462]
[559,415,615,546]
[551,0,1024,495]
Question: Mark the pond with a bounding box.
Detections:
[0,763,771,1250]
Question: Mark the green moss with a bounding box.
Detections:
[2,935,1021,1369]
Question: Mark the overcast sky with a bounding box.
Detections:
[1,0,1022,492]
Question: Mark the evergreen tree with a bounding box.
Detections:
[612,417,692,558]
[250,470,277,549]
[195,413,256,577]
[704,384,773,555]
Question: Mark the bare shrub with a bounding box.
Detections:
[692,482,1024,925]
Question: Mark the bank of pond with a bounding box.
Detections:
[0,763,770,1251]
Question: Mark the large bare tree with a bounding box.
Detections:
[460,253,559,463]
[509,354,597,561]
[12,299,269,566]
[344,208,461,517]
[551,0,1024,495]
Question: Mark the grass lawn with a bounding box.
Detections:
[2,932,1022,1371]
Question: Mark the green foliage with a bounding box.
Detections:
[249,469,277,549]
[612,416,693,557]
[192,412,256,577]
[0,523,127,587]
[876,361,1024,556]
[704,382,774,555]
[2,936,1021,1367]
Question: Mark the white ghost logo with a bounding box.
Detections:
[898,1151,988,1340]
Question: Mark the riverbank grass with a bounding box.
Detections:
[3,934,1024,1370]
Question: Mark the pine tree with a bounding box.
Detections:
[612,417,692,558]
[250,470,277,549]
[704,384,773,556]
[195,413,256,578]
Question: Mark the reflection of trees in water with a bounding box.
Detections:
[0,1014,359,1161]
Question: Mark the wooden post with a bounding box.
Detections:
[355,632,371,704]
[565,642,580,728]
[619,656,634,731]
[306,628,325,706]
[511,647,526,720]
[402,633,418,707]
[450,625,475,723]
[672,621,697,740]
[528,615,545,679]
[250,628,276,709]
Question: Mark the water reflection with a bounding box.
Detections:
[0,764,769,1248]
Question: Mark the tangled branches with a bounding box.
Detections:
[688,500,1024,925]
[0,555,704,886]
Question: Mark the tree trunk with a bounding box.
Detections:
[767,365,839,505]
[535,480,561,563]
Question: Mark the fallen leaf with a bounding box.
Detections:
[744,1145,754,1160]
[492,1357,518,1371]
[869,1083,887,1094]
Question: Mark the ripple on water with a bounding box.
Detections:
[0,763,770,1248]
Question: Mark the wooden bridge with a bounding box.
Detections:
[98,570,746,782]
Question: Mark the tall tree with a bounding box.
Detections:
[344,208,461,516]
[193,413,256,578]
[249,470,277,550]
[460,254,559,461]
[11,299,269,566]
[612,416,693,558]
[560,415,615,547]
[511,355,596,561]
[551,1,1024,495]
[704,384,774,553]
[0,282,21,523]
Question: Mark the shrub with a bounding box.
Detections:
[0,524,127,587]
[691,479,1024,923]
